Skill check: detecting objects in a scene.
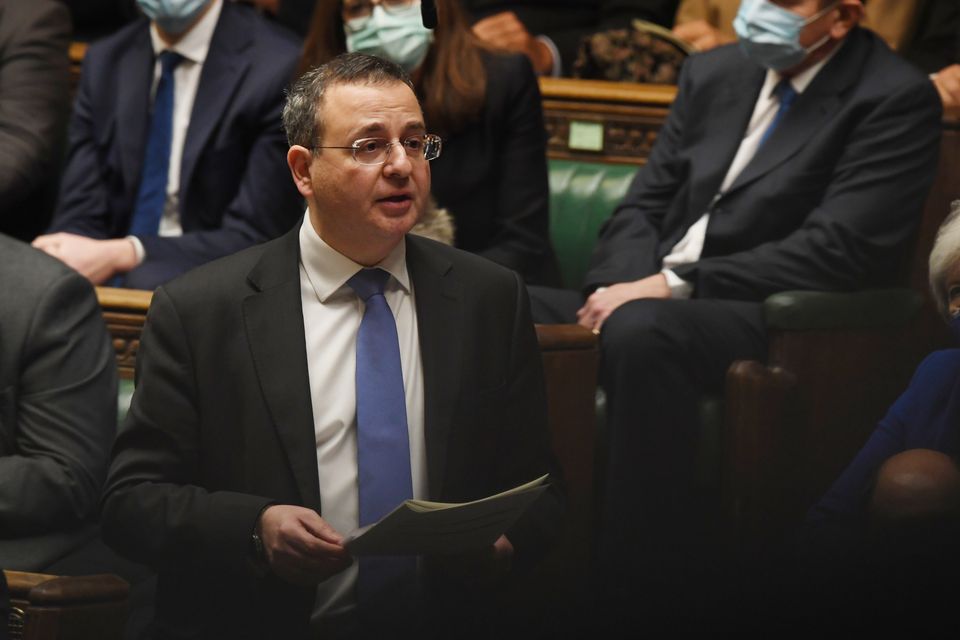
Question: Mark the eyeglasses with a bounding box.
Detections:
[314,133,442,165]
[342,0,417,25]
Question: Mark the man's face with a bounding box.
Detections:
[305,81,429,263]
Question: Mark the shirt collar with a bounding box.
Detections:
[298,213,411,304]
[149,0,222,65]
[765,37,846,99]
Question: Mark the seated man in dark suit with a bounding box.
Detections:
[34,0,304,290]
[0,234,116,571]
[530,0,942,617]
[465,0,681,75]
[101,53,563,638]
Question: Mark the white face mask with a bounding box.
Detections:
[345,3,434,73]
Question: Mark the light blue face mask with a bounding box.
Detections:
[345,3,434,73]
[734,0,839,72]
[137,0,210,35]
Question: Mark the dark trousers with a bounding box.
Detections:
[529,286,767,626]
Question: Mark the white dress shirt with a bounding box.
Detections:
[660,45,841,298]
[129,0,222,263]
[298,215,427,619]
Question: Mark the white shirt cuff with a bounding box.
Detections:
[661,269,693,299]
[126,235,146,266]
[536,35,562,77]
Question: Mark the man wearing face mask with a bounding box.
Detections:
[529,0,942,622]
[33,0,303,290]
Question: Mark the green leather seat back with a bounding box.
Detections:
[118,378,135,423]
[548,160,638,290]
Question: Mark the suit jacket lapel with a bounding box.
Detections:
[117,24,153,205]
[242,226,322,512]
[180,3,253,194]
[725,30,868,195]
[685,65,765,221]
[406,236,462,500]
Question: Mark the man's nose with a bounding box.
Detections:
[382,142,413,177]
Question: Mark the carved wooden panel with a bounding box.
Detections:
[95,288,152,380]
[539,77,675,165]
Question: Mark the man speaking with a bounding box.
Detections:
[101,53,563,638]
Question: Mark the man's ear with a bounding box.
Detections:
[831,0,863,39]
[287,145,314,198]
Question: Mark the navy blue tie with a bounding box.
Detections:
[758,78,798,148]
[129,51,183,236]
[347,268,415,601]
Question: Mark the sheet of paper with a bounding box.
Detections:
[344,475,549,556]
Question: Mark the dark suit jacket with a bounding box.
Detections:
[586,28,942,300]
[430,52,560,286]
[100,227,563,638]
[50,2,304,290]
[0,234,116,569]
[464,0,680,72]
[0,0,70,242]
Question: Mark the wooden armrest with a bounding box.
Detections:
[95,287,153,312]
[535,324,597,351]
[5,571,128,605]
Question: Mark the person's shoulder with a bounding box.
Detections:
[83,15,150,61]
[477,49,541,113]
[0,0,71,36]
[852,27,934,92]
[0,234,89,291]
[0,235,97,328]
[481,49,536,79]
[913,349,960,383]
[160,234,287,306]
[407,234,520,288]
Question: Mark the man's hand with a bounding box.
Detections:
[672,20,734,51]
[576,273,671,333]
[472,12,554,75]
[257,505,352,586]
[932,64,960,115]
[32,232,137,284]
[424,534,514,591]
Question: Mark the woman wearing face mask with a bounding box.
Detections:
[807,202,960,528]
[299,0,560,286]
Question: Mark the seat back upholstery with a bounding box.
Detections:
[548,160,636,289]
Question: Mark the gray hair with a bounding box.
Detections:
[282,52,416,149]
[929,200,960,320]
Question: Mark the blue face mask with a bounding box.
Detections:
[345,3,434,73]
[734,0,838,72]
[137,0,210,35]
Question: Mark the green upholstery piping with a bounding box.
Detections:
[764,289,922,331]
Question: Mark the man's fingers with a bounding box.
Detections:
[298,512,345,545]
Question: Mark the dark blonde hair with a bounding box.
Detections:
[298,0,488,136]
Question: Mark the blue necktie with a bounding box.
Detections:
[347,268,415,601]
[129,51,183,237]
[758,78,798,148]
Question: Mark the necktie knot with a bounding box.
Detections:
[348,268,390,301]
[774,78,798,109]
[158,50,184,76]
